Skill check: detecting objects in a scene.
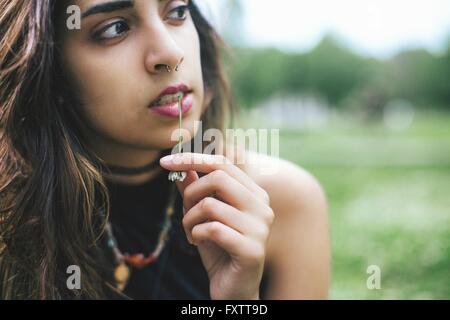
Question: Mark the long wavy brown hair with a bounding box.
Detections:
[0,0,233,299]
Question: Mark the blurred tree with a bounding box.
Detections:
[432,42,450,108]
[228,47,287,108]
[302,35,371,107]
[381,45,450,109]
[227,34,450,112]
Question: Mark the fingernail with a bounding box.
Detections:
[160,155,174,164]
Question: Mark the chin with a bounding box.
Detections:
[145,135,190,151]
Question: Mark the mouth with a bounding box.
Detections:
[149,83,193,108]
[148,83,194,118]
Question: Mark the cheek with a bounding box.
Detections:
[62,43,142,130]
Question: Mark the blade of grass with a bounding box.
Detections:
[178,95,183,153]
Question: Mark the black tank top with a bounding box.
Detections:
[105,168,270,300]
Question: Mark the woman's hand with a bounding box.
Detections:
[160,153,274,300]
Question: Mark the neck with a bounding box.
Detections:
[86,132,165,185]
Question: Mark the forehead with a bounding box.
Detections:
[72,0,131,11]
[71,0,168,11]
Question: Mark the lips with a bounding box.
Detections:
[149,83,192,108]
[149,92,193,118]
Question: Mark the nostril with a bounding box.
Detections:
[155,64,169,72]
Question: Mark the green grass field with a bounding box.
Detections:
[246,111,450,299]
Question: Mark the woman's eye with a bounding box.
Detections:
[166,4,190,21]
[93,20,130,41]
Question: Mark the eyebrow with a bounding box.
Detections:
[81,0,169,19]
[82,0,134,18]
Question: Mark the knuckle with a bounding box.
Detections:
[191,224,200,239]
[201,197,217,213]
[207,221,223,238]
[182,215,190,230]
[210,169,226,185]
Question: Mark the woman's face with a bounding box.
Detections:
[59,0,204,155]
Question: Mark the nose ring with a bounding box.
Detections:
[164,58,183,73]
[174,57,184,72]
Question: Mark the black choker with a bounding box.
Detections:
[105,157,161,176]
[102,149,173,176]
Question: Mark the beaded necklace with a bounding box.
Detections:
[104,182,177,291]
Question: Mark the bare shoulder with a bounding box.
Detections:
[230,149,328,223]
[225,148,331,299]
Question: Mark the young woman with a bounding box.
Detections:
[0,0,330,299]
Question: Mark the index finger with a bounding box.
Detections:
[160,153,265,199]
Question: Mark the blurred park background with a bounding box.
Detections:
[200,0,450,299]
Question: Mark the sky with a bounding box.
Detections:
[200,0,450,59]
